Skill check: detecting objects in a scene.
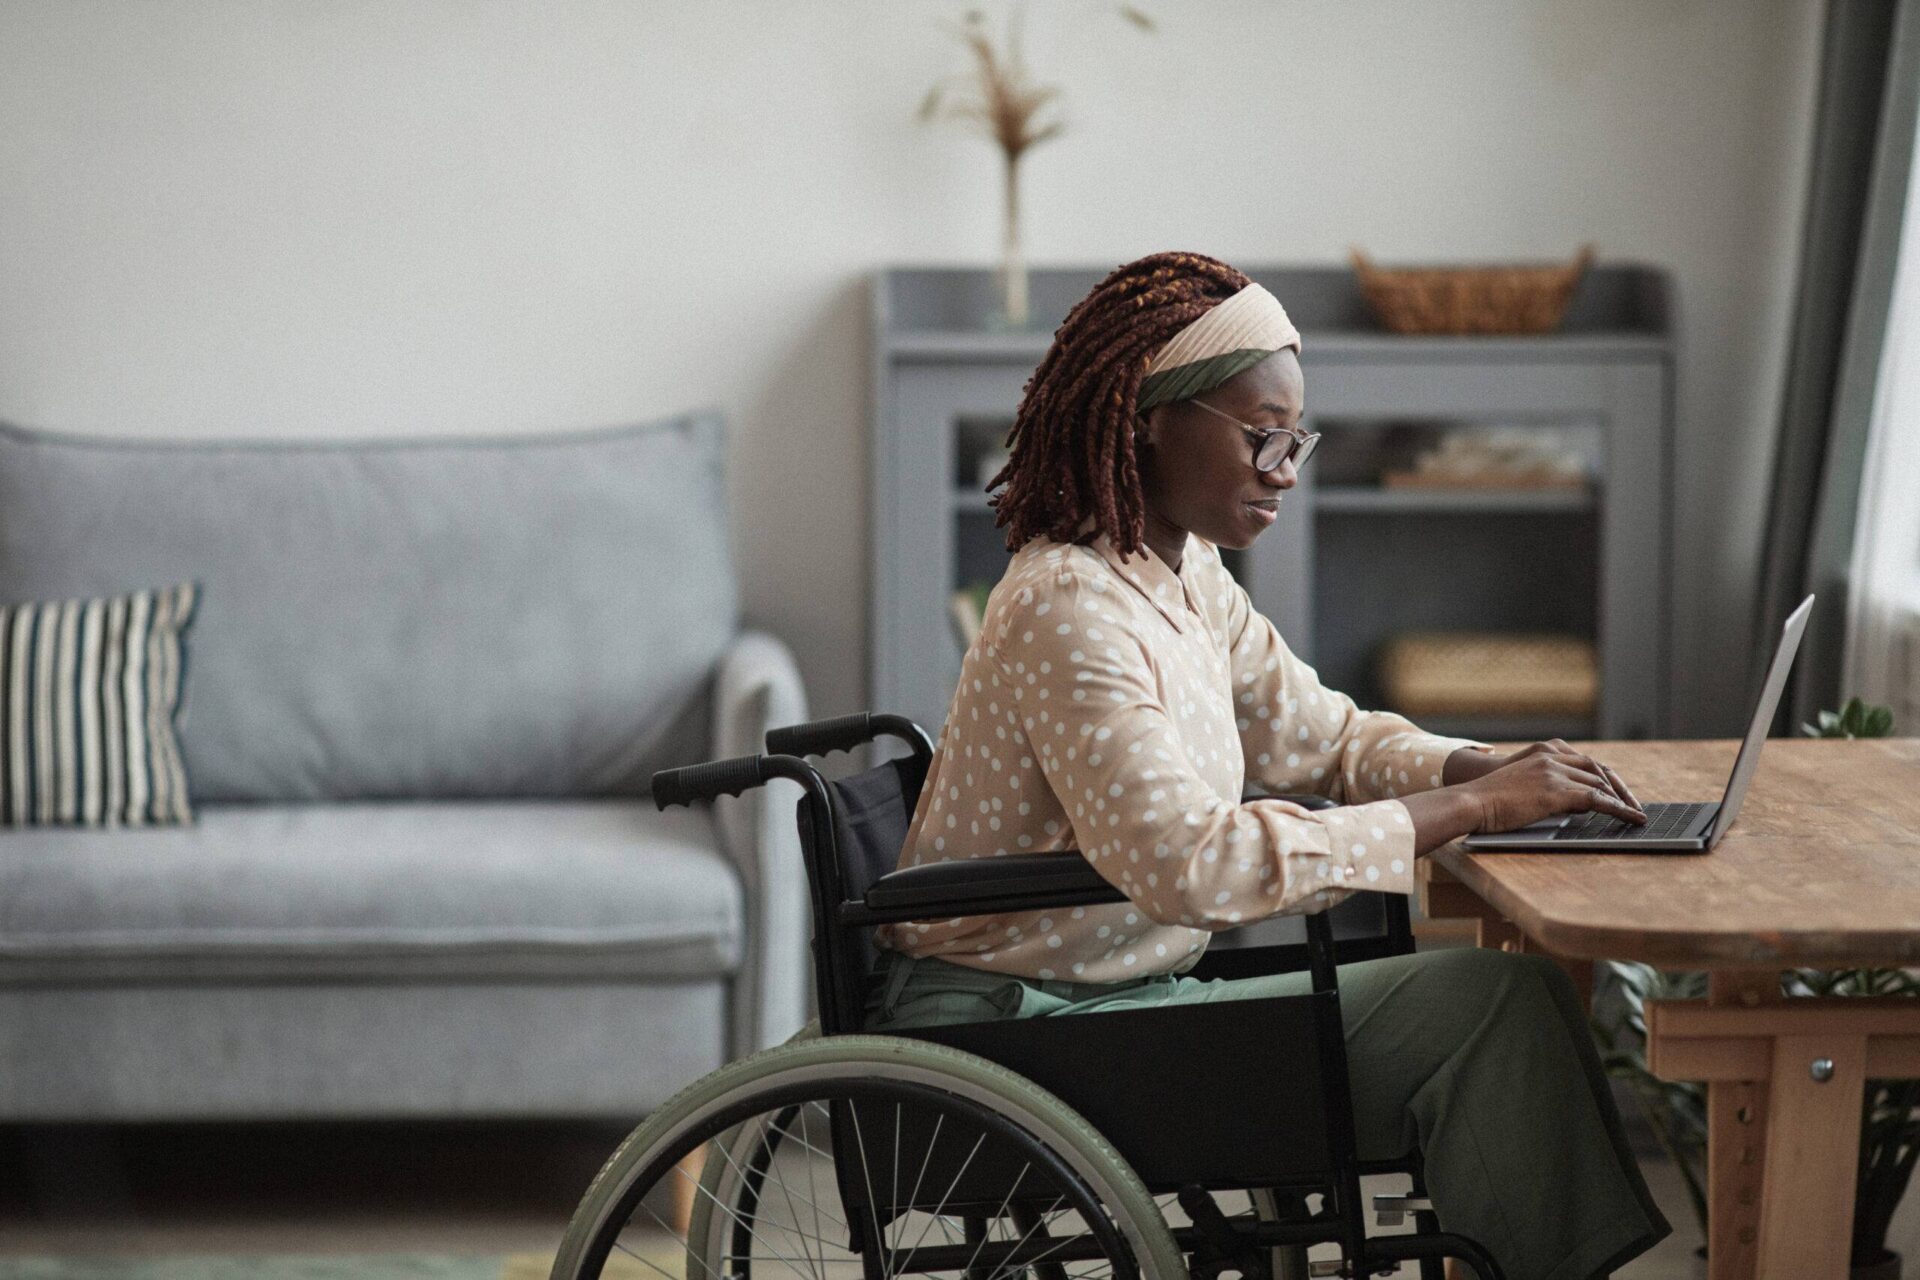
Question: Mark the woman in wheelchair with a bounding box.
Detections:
[552,252,1674,1280]
[862,252,1671,1279]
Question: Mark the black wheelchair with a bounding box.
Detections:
[548,712,1505,1280]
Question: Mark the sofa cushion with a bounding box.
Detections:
[0,414,737,802]
[0,801,741,983]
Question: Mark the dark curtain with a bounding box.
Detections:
[1756,0,1920,733]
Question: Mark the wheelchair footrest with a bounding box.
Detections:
[1371,1191,1434,1227]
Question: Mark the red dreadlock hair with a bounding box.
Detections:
[989,251,1253,558]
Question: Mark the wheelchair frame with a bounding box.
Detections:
[648,711,1504,1280]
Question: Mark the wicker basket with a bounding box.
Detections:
[1350,245,1596,335]
[1377,632,1597,718]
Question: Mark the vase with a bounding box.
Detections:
[997,152,1029,330]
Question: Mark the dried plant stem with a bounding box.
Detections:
[1001,152,1027,327]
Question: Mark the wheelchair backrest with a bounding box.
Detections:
[795,753,929,1033]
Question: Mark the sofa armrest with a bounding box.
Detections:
[711,630,811,1057]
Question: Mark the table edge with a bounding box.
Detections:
[1428,846,1920,968]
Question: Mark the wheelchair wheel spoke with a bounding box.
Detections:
[904,1131,990,1260]
[848,1094,902,1280]
[702,1113,833,1280]
[899,1111,945,1247]
[958,1163,1029,1279]
[649,1165,820,1280]
[749,1108,842,1280]
[767,1107,839,1163]
[798,1098,831,1274]
[982,1194,1068,1280]
[750,1110,826,1280]
[614,1234,702,1280]
[893,1101,903,1257]
[717,1113,850,1235]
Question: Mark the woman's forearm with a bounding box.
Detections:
[1400,786,1486,856]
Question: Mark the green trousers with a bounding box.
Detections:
[864,944,1670,1280]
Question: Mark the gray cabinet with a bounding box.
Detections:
[872,265,1675,746]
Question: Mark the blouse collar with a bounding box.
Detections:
[1082,524,1200,634]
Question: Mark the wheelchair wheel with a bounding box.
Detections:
[550,1035,1185,1280]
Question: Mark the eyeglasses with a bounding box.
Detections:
[1186,398,1320,473]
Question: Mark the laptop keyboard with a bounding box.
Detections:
[1553,802,1711,842]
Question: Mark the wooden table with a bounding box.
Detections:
[1418,739,1920,1280]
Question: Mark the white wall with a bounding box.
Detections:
[0,0,1821,737]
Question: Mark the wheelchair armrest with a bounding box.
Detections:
[853,794,1337,925]
[1246,790,1337,812]
[862,853,1125,920]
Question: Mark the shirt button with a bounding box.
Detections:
[1342,867,1357,879]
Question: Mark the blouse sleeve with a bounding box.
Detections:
[1200,551,1496,807]
[988,567,1420,929]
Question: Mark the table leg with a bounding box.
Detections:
[1755,1033,1865,1275]
[669,1143,708,1238]
[1705,973,1773,1280]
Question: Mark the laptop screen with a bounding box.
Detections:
[1708,594,1815,845]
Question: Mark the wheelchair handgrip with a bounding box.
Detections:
[652,755,767,810]
[766,713,874,759]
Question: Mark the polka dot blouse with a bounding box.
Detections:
[875,529,1492,983]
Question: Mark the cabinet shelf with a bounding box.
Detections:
[1312,486,1597,514]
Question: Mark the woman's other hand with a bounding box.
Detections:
[1461,744,1648,833]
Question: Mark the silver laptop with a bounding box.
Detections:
[1461,593,1814,853]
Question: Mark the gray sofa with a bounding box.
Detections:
[0,412,810,1120]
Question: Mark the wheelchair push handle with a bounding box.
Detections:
[767,711,936,763]
[651,755,767,810]
[766,713,875,759]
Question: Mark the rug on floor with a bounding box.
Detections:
[0,1250,673,1280]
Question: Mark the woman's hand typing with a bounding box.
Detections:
[1402,741,1647,855]
[1460,746,1647,833]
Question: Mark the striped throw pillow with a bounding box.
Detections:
[0,583,198,827]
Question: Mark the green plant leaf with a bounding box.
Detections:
[1842,697,1867,735]
[1865,705,1894,737]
